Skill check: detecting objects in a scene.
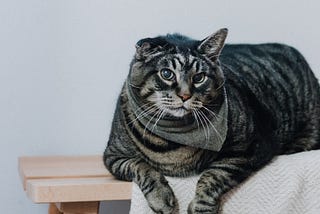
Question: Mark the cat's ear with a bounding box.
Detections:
[135,38,165,60]
[197,28,228,61]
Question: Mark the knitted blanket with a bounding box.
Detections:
[130,150,320,214]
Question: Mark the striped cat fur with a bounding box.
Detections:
[104,28,320,214]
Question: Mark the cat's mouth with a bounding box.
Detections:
[155,98,202,118]
[165,106,190,117]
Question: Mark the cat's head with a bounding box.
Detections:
[128,28,228,119]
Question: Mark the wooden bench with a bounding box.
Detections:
[18,155,132,214]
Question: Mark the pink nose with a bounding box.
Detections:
[178,94,191,101]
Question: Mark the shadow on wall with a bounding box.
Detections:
[100,200,131,214]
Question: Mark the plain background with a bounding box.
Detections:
[1,0,320,213]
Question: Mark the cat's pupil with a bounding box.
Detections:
[161,69,175,80]
[193,73,205,83]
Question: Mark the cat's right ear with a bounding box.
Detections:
[135,38,164,60]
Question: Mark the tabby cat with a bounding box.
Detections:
[104,28,320,214]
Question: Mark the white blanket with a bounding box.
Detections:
[130,150,320,214]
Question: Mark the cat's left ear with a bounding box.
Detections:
[197,28,228,61]
[135,38,165,60]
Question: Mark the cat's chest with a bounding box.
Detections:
[136,142,204,175]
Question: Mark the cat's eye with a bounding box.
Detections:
[192,73,206,84]
[160,69,175,81]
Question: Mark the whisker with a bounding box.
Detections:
[143,108,163,138]
[128,82,142,89]
[202,105,227,121]
[191,101,203,109]
[151,108,167,133]
[193,109,209,141]
[200,110,211,142]
[195,109,211,148]
[191,109,200,129]
[198,110,224,144]
[127,104,158,125]
[131,104,156,120]
[160,98,174,101]
[133,102,152,114]
[215,80,225,90]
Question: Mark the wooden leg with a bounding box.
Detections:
[49,203,62,214]
[55,201,100,214]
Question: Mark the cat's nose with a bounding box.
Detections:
[178,93,191,102]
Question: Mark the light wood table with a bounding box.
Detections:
[18,155,132,214]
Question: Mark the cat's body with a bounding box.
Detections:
[104,29,320,214]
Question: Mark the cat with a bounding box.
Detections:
[103,28,320,214]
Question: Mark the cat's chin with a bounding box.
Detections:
[166,107,190,118]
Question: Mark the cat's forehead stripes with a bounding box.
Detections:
[171,58,177,70]
[188,55,200,73]
[160,53,201,74]
[179,54,202,73]
[173,55,185,69]
[189,58,197,69]
[158,54,184,71]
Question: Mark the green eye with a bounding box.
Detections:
[160,69,175,80]
[192,73,206,84]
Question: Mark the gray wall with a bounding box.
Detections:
[1,0,319,213]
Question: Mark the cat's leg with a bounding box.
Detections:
[104,149,179,214]
[132,161,179,214]
[188,141,276,214]
[187,156,253,214]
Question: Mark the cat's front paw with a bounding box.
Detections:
[188,197,220,214]
[145,181,179,214]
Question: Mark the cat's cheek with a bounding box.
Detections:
[146,92,161,103]
[130,62,145,86]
